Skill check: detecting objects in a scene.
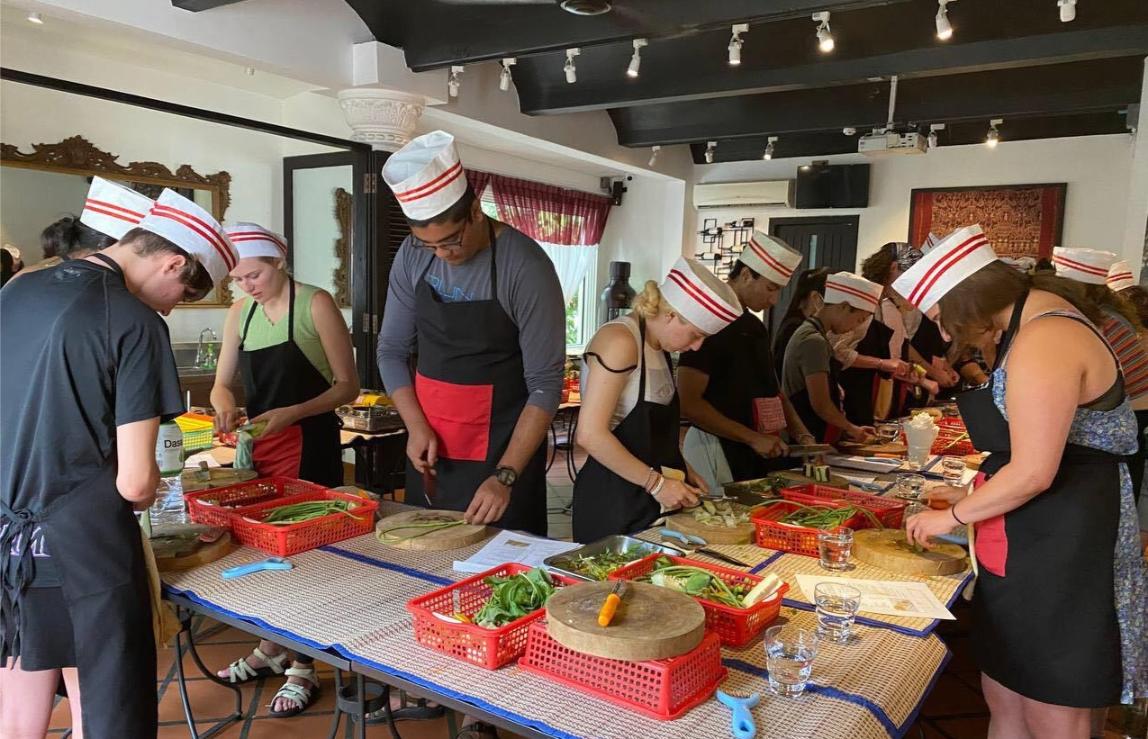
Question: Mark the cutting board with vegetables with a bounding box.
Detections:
[375,509,490,551]
[180,467,258,492]
[773,469,850,489]
[665,500,755,545]
[154,531,237,572]
[853,529,968,577]
[546,581,705,661]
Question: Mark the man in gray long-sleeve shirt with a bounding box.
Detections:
[376,130,564,536]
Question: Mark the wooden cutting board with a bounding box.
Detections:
[546,581,705,661]
[853,529,969,577]
[773,469,850,489]
[180,467,258,492]
[665,505,755,545]
[838,441,907,456]
[374,509,490,551]
[155,532,237,572]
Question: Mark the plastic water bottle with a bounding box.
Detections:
[150,421,187,528]
[156,420,183,477]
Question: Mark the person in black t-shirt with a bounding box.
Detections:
[679,232,816,489]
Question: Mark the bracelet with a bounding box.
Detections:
[649,475,666,498]
[950,502,967,526]
[643,467,658,492]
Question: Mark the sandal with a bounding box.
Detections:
[366,696,445,723]
[456,722,499,739]
[220,647,289,684]
[267,666,320,718]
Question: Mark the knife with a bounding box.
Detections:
[658,529,752,568]
[422,466,436,506]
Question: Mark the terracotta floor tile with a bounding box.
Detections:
[157,719,244,738]
[158,674,247,723]
[48,696,75,730]
[920,674,989,719]
[932,715,992,738]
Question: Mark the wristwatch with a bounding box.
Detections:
[494,465,518,488]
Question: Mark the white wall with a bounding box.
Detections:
[692,135,1136,268]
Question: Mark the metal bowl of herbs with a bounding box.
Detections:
[543,535,680,582]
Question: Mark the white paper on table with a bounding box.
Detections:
[823,454,903,474]
[183,451,221,469]
[795,574,955,620]
[834,471,877,485]
[453,529,580,574]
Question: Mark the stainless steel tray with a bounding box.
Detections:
[721,476,787,506]
[543,534,680,582]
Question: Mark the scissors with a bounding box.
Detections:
[716,689,760,739]
[221,557,293,580]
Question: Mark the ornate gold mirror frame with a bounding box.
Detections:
[334,186,352,307]
[1,135,234,305]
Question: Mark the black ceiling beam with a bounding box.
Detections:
[344,0,914,72]
[612,56,1145,147]
[171,0,248,10]
[513,1,1148,115]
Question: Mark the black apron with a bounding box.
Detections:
[1,252,157,737]
[572,318,685,543]
[956,291,1125,706]
[238,280,343,487]
[838,317,897,426]
[403,221,547,536]
[787,317,845,443]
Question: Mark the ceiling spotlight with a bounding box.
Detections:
[927,123,945,150]
[986,118,1003,148]
[705,141,717,164]
[564,48,580,84]
[648,145,661,167]
[627,38,647,78]
[763,136,778,160]
[244,67,256,76]
[843,126,857,136]
[728,24,748,66]
[26,11,43,24]
[1058,0,1076,22]
[935,0,954,40]
[448,65,463,98]
[499,58,517,91]
[813,12,834,53]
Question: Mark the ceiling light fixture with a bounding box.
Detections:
[813,12,834,53]
[728,24,748,66]
[627,38,647,78]
[499,58,516,91]
[705,141,717,164]
[986,118,1003,148]
[448,65,464,98]
[564,48,580,84]
[26,11,43,24]
[843,127,857,136]
[927,123,945,150]
[763,136,778,160]
[648,146,661,167]
[1058,0,1076,22]
[935,0,954,40]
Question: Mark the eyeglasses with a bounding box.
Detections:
[409,216,471,252]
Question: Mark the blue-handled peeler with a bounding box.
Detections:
[716,689,760,739]
[221,557,293,580]
[658,528,707,547]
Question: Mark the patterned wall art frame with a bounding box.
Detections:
[696,216,755,278]
[908,183,1066,259]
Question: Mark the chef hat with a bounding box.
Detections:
[1052,247,1118,286]
[382,131,468,222]
[660,257,742,335]
[921,232,942,253]
[138,189,236,285]
[224,222,289,261]
[824,272,882,313]
[739,231,802,286]
[1107,260,1136,292]
[892,225,997,311]
[81,176,153,240]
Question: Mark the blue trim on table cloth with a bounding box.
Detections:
[319,545,454,586]
[748,550,786,574]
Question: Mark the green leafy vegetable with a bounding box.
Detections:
[260,500,357,525]
[640,556,749,609]
[692,500,751,528]
[473,568,557,628]
[553,550,645,580]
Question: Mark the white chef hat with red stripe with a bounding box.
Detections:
[1052,247,1118,286]
[1107,260,1136,292]
[224,222,289,262]
[739,231,802,286]
[80,176,153,240]
[382,130,468,222]
[660,257,742,335]
[138,189,236,285]
[892,225,997,312]
[921,232,942,254]
[824,271,882,313]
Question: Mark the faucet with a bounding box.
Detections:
[195,328,218,370]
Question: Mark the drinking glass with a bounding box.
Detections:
[941,456,966,485]
[817,528,853,571]
[815,582,862,643]
[895,474,926,500]
[764,625,819,697]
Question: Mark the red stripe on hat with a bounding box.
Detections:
[84,204,139,224]
[747,238,794,279]
[666,269,739,323]
[228,231,288,256]
[85,198,146,221]
[394,161,464,203]
[1109,271,1134,283]
[1053,254,1109,277]
[908,233,989,306]
[151,205,235,271]
[827,280,879,307]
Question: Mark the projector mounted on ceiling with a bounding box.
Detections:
[858,131,928,156]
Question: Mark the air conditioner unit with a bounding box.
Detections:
[692,180,793,209]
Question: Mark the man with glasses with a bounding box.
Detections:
[376,131,564,538]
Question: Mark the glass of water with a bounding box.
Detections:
[764,624,819,697]
[941,456,966,485]
[815,582,862,643]
[895,473,926,500]
[817,528,853,571]
[876,422,900,444]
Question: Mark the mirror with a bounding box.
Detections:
[286,159,354,309]
[0,135,234,305]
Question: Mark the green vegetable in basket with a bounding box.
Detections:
[473,567,557,628]
[557,550,643,580]
[376,515,465,543]
[260,500,356,525]
[760,501,884,530]
[642,557,749,609]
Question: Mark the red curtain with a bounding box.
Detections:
[465,169,491,202]
[476,171,613,246]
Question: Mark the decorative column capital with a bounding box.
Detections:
[337,88,426,151]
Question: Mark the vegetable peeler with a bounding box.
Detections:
[716,689,760,739]
[221,557,293,580]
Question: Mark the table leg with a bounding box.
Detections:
[173,608,243,739]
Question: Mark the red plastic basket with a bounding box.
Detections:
[406,564,578,670]
[751,500,862,557]
[931,418,976,456]
[780,484,908,528]
[606,554,787,647]
[185,477,328,528]
[228,490,377,556]
[518,621,726,721]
